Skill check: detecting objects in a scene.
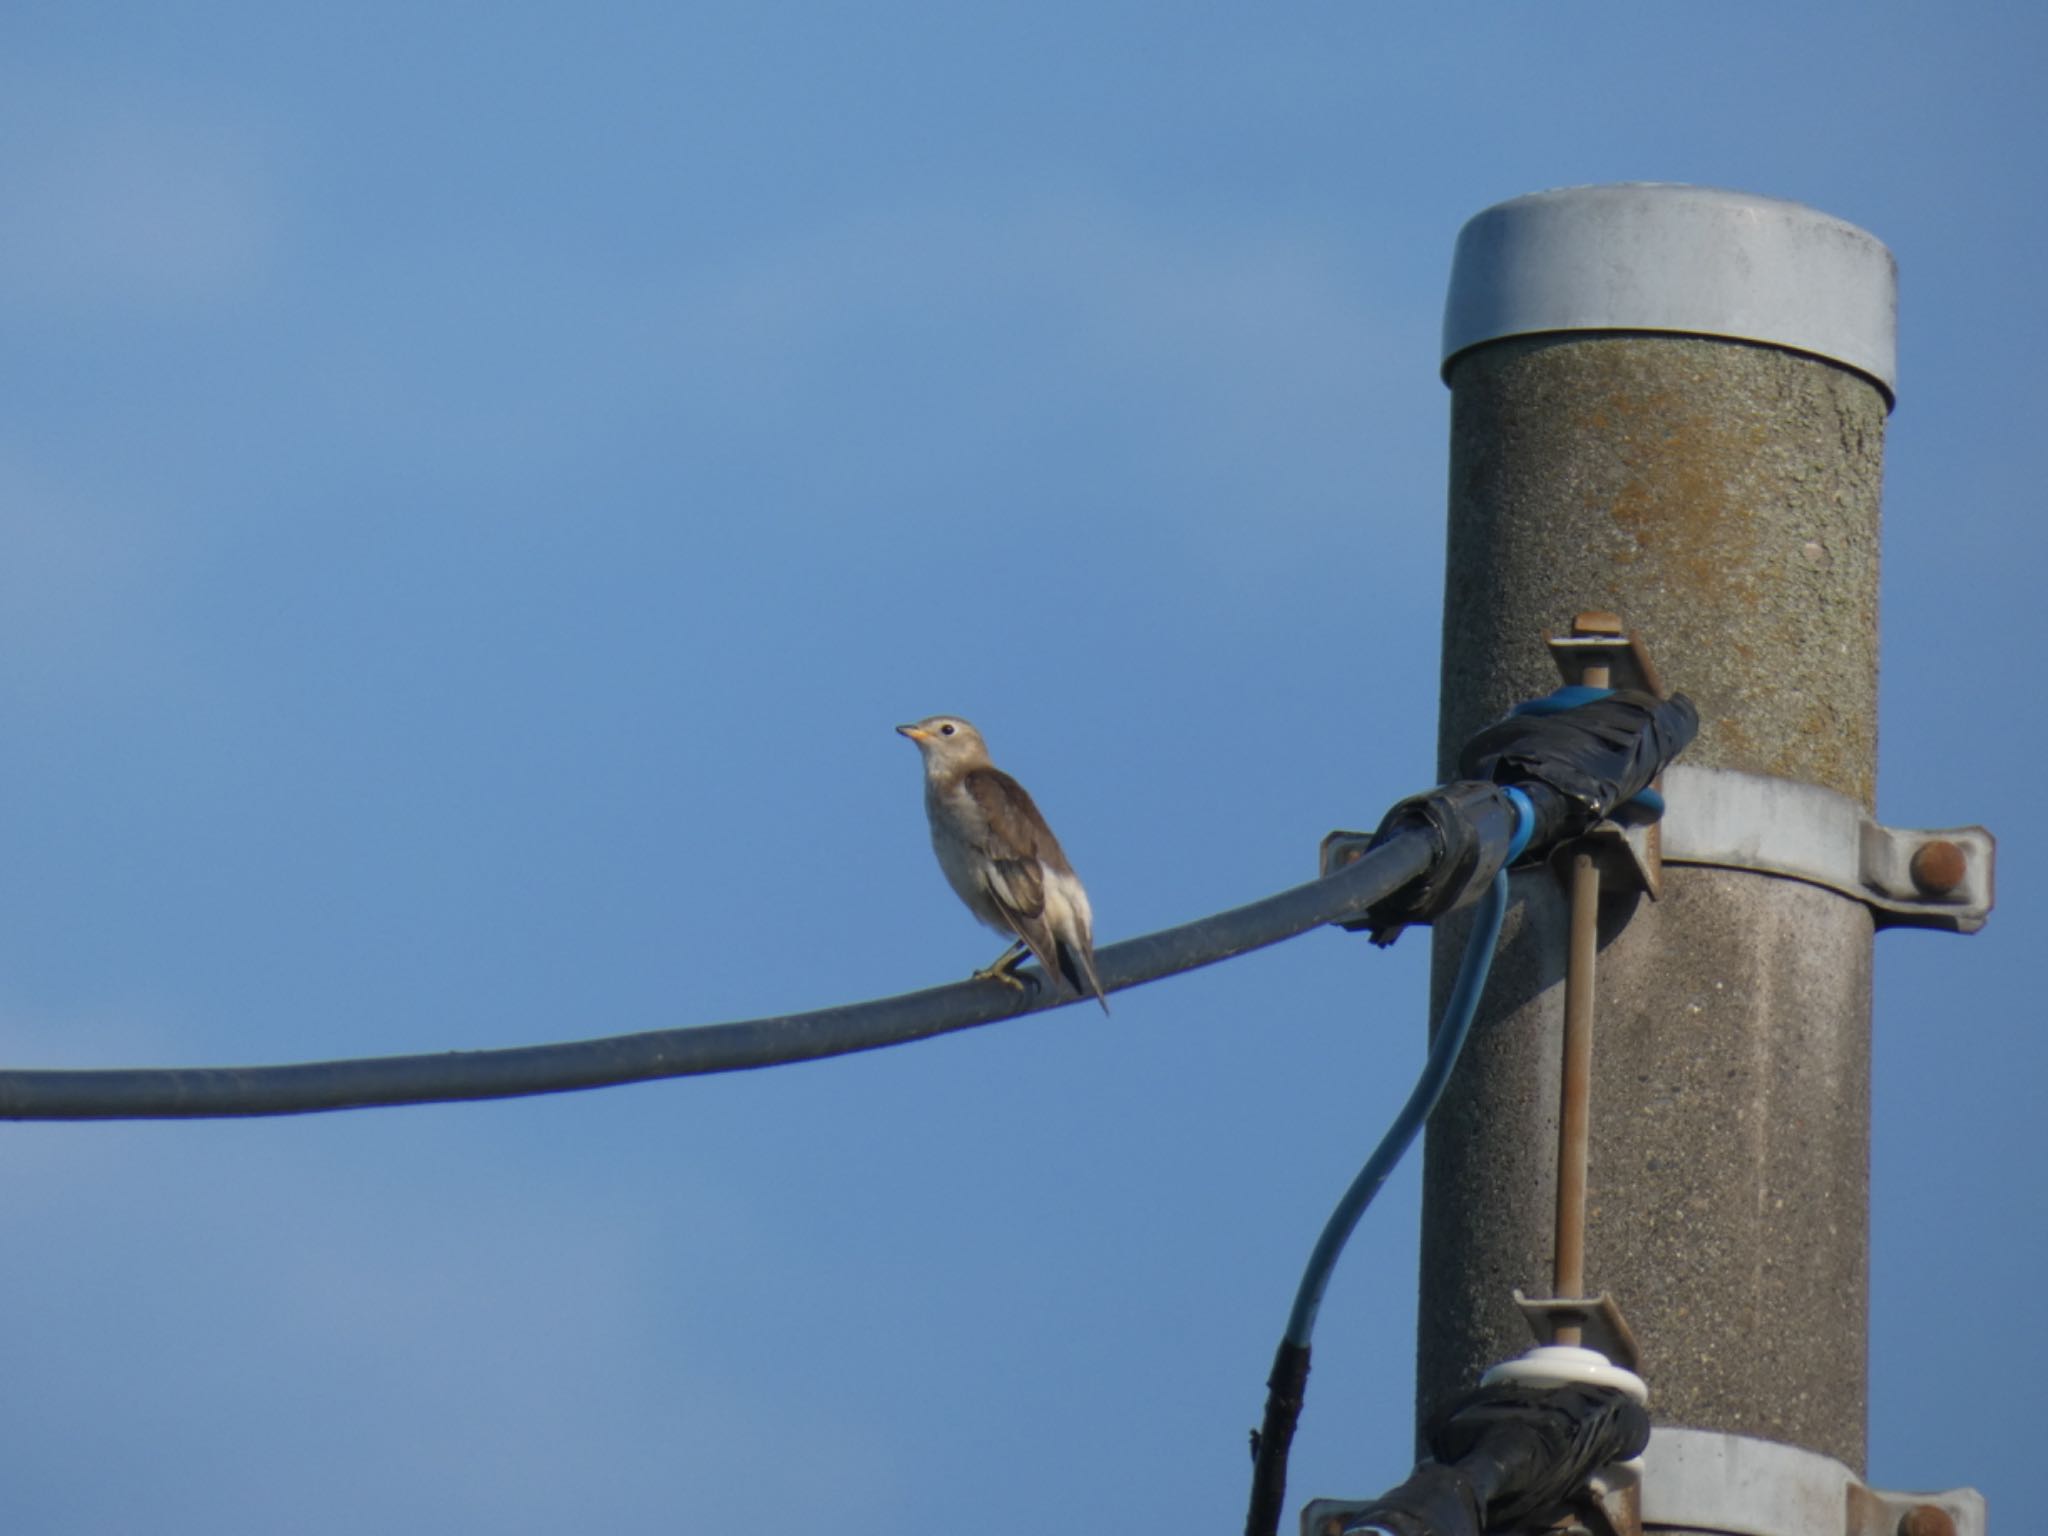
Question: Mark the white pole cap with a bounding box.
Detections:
[1442,183,1898,407]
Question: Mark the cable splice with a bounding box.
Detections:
[1321,1380,1650,1536]
[1459,687,1697,844]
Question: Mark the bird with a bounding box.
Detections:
[896,715,1110,1014]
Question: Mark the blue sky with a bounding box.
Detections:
[1,4,2042,1531]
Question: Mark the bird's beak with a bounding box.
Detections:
[896,724,931,742]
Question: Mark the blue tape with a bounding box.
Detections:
[1511,683,1613,716]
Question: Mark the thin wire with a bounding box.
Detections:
[1284,866,1510,1346]
[0,827,1439,1122]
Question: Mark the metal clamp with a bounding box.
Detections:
[1537,611,1995,933]
[1641,1429,1984,1536]
[1657,764,1994,933]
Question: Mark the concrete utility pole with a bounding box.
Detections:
[1415,184,1992,1527]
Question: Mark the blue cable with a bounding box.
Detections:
[1503,786,1537,863]
[1512,683,1612,715]
[1282,860,1513,1347]
[1247,795,1528,1536]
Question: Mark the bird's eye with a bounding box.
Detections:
[939,723,956,736]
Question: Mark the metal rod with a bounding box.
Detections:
[1553,649,1612,1342]
[0,826,1439,1122]
[1553,849,1600,1345]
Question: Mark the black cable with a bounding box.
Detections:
[0,828,1437,1122]
[1424,1381,1648,1532]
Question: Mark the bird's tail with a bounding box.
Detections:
[1060,940,1111,1016]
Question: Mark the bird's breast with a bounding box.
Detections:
[925,780,1007,928]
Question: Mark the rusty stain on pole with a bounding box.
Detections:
[1420,184,1896,1471]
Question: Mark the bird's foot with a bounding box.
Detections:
[971,944,1031,990]
[970,963,1030,992]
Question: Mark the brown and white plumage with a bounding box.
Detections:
[896,715,1109,1014]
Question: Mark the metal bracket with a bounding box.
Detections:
[1641,1429,1984,1536]
[1658,764,1995,933]
[1581,1460,1643,1536]
[1562,817,1662,902]
[1510,1288,1641,1371]
[1547,613,1665,697]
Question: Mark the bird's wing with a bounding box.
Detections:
[961,767,1080,987]
[961,768,1052,920]
[963,767,1104,1011]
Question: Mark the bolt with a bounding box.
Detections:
[1898,1505,1955,1536]
[1909,840,1967,896]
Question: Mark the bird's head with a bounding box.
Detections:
[896,715,991,770]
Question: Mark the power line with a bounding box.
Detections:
[0,689,1697,1124]
[0,828,1437,1122]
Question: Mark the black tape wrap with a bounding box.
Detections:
[1359,780,1521,942]
[1458,688,1699,839]
[1326,1381,1648,1536]
[1425,1380,1650,1530]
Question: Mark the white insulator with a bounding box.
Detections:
[1481,1344,1649,1406]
